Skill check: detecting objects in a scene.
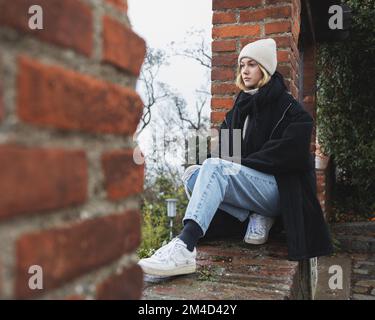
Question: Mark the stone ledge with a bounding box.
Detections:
[142,236,309,300]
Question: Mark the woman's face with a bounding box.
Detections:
[240,58,262,89]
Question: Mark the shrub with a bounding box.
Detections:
[137,174,189,258]
[317,0,375,217]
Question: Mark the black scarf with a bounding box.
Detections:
[231,71,287,156]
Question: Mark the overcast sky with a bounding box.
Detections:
[127,0,213,169]
[128,0,212,103]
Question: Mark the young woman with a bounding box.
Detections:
[138,38,333,277]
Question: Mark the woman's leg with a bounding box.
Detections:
[184,167,249,240]
[138,158,280,277]
[184,166,254,222]
[182,157,280,236]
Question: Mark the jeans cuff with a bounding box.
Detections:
[182,215,207,235]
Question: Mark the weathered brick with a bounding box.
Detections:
[211,97,234,110]
[277,50,290,63]
[211,83,238,96]
[212,40,237,52]
[352,294,375,300]
[273,36,292,48]
[211,111,227,123]
[105,0,127,12]
[265,21,292,35]
[0,0,93,56]
[96,264,143,300]
[239,6,291,22]
[212,67,235,81]
[0,88,3,122]
[239,37,262,48]
[352,286,369,294]
[266,0,292,4]
[277,65,291,79]
[102,149,144,201]
[213,12,237,24]
[212,54,238,67]
[0,144,87,221]
[213,0,262,10]
[213,25,260,39]
[102,15,146,76]
[15,209,141,298]
[17,56,143,135]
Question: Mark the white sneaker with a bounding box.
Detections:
[244,213,275,245]
[138,238,196,276]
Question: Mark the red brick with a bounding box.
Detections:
[102,149,144,201]
[17,56,143,135]
[0,53,3,122]
[102,16,146,76]
[277,50,290,63]
[15,209,141,298]
[211,83,238,96]
[239,37,262,48]
[265,21,292,35]
[213,12,236,24]
[211,111,227,123]
[105,0,127,12]
[96,264,143,300]
[266,0,292,4]
[0,144,87,221]
[211,97,234,110]
[212,67,235,81]
[213,0,262,10]
[0,0,93,56]
[239,6,291,22]
[212,54,238,67]
[272,36,292,49]
[213,25,260,39]
[277,65,291,79]
[212,40,236,52]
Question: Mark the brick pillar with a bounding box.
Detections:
[302,38,332,218]
[211,0,301,127]
[0,0,146,299]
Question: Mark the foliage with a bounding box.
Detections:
[137,174,190,259]
[316,0,375,217]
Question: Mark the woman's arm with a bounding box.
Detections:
[222,111,314,175]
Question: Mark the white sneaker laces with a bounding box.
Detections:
[153,238,183,261]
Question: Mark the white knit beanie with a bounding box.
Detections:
[238,38,277,75]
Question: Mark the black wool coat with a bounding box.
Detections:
[210,73,334,261]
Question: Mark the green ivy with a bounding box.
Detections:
[317,0,375,217]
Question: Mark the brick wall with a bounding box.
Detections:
[211,0,331,217]
[211,0,302,127]
[0,0,146,299]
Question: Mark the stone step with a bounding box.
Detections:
[142,237,307,300]
[331,221,375,235]
[331,222,375,253]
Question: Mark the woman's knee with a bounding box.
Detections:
[202,157,223,168]
[183,168,200,192]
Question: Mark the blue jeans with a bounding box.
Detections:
[183,158,281,235]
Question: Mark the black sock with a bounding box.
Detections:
[178,219,203,252]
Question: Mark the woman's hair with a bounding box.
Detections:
[235,61,271,91]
